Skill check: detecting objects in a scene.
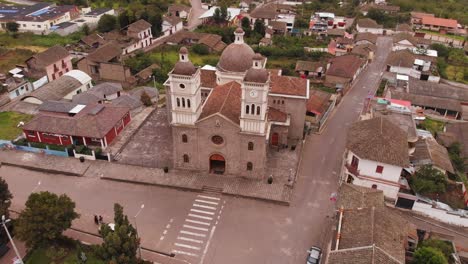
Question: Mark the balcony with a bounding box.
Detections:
[345,163,360,176]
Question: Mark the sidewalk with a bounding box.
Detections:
[1,149,295,204]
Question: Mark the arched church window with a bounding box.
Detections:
[257,106,260,115]
[182,134,188,143]
[177,98,180,107]
[182,98,186,108]
[246,105,250,114]
[247,162,253,171]
[248,142,254,151]
[183,154,189,163]
[187,99,191,108]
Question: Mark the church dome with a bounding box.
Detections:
[173,61,197,75]
[217,28,255,73]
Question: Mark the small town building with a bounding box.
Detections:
[51,21,79,36]
[325,54,366,92]
[25,45,72,82]
[354,32,377,45]
[23,102,131,148]
[295,61,326,79]
[344,117,410,200]
[410,12,434,26]
[356,18,384,34]
[392,32,431,51]
[351,43,376,61]
[4,77,34,100]
[88,82,123,100]
[420,16,458,33]
[395,23,413,34]
[411,138,454,175]
[386,50,438,81]
[21,70,92,105]
[162,15,183,37]
[168,4,191,19]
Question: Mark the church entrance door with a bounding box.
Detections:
[271,133,279,146]
[210,154,225,174]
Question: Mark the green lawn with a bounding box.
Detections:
[0,112,34,140]
[417,117,445,136]
[0,31,84,48]
[25,246,105,264]
[149,48,219,68]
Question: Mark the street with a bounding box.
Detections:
[1,37,393,264]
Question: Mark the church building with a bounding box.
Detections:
[164,28,309,179]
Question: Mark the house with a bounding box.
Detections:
[344,117,410,200]
[135,64,160,84]
[328,37,354,56]
[164,30,227,52]
[162,15,183,36]
[269,21,288,35]
[410,12,435,26]
[354,32,377,45]
[326,28,346,37]
[411,138,454,175]
[386,50,438,81]
[392,32,431,51]
[356,18,383,34]
[295,61,325,78]
[125,19,153,52]
[249,3,295,31]
[0,3,80,35]
[421,16,458,33]
[168,4,191,19]
[351,43,376,61]
[88,82,123,100]
[325,55,366,92]
[306,89,333,130]
[21,70,92,105]
[199,7,242,25]
[4,77,34,100]
[23,102,131,148]
[198,34,227,53]
[50,21,79,36]
[395,23,413,34]
[25,45,72,82]
[386,76,468,119]
[76,42,135,86]
[329,183,413,264]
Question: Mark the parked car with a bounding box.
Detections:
[306,246,322,264]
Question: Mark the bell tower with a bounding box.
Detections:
[240,53,269,134]
[168,47,202,125]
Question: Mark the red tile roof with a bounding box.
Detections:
[23,104,130,138]
[198,81,241,125]
[421,16,457,28]
[327,55,364,79]
[307,89,332,115]
[268,107,288,123]
[270,75,308,97]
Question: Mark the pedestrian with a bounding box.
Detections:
[99,215,103,224]
[94,215,99,225]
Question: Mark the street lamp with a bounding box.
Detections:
[31,181,41,193]
[1,215,24,264]
[134,204,144,259]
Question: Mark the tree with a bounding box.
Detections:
[419,239,454,261]
[413,247,448,264]
[254,19,266,36]
[0,177,12,218]
[148,12,162,37]
[410,165,448,195]
[118,11,131,29]
[192,43,209,55]
[15,191,79,248]
[220,5,228,21]
[97,203,139,264]
[140,91,153,106]
[241,17,251,36]
[97,14,117,33]
[213,8,222,24]
[5,22,19,33]
[81,24,90,36]
[448,142,466,173]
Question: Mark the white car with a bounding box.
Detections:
[306,246,322,264]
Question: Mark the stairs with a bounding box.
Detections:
[202,185,223,194]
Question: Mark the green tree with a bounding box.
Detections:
[140,91,153,106]
[97,203,139,264]
[5,22,19,33]
[213,8,222,24]
[0,177,12,218]
[118,10,131,29]
[192,43,209,55]
[220,5,228,21]
[448,142,466,173]
[15,191,79,248]
[241,17,251,36]
[81,24,90,36]
[254,19,266,36]
[419,239,454,261]
[413,246,448,264]
[410,165,448,195]
[148,12,162,37]
[97,14,118,33]
[429,44,450,59]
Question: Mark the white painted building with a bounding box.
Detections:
[162,16,183,37]
[344,117,410,200]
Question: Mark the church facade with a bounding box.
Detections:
[164,28,309,179]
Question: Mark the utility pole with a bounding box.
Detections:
[134,204,145,259]
[1,215,24,264]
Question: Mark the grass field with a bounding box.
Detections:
[0,31,83,48]
[0,112,34,140]
[0,48,35,73]
[26,247,104,264]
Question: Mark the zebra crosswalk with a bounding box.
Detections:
[171,194,225,261]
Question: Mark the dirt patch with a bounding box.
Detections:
[0,48,35,73]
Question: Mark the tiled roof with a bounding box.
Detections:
[128,19,152,32]
[347,117,410,167]
[200,69,217,88]
[327,55,364,79]
[23,104,130,138]
[72,92,103,105]
[421,16,457,28]
[23,76,82,102]
[198,81,242,125]
[327,28,345,36]
[38,101,78,113]
[391,91,462,112]
[337,183,384,210]
[164,15,183,26]
[269,20,287,31]
[198,34,226,52]
[86,42,122,63]
[250,3,277,19]
[396,24,413,32]
[80,33,105,46]
[329,206,408,264]
[90,82,122,96]
[131,86,158,100]
[411,138,454,173]
[438,123,468,164]
[306,89,331,115]
[355,32,377,44]
[267,107,288,123]
[28,45,69,68]
[270,75,308,97]
[357,18,382,29]
[352,43,376,57]
[411,12,434,19]
[295,61,325,72]
[168,4,191,13]
[112,94,143,110]
[386,50,416,68]
[407,77,468,102]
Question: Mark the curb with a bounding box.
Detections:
[1,162,83,176]
[101,176,291,206]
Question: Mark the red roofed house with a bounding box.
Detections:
[325,54,366,93]
[164,28,309,178]
[420,16,458,33]
[25,45,72,82]
[23,102,131,148]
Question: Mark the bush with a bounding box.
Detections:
[140,91,153,106]
[410,165,448,195]
[75,145,92,155]
[29,142,47,149]
[419,239,454,261]
[413,246,448,264]
[191,44,209,55]
[95,148,102,156]
[13,138,28,146]
[45,246,68,261]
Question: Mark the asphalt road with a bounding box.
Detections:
[1,37,394,264]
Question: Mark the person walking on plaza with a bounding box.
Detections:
[94,215,99,225]
[99,215,103,224]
